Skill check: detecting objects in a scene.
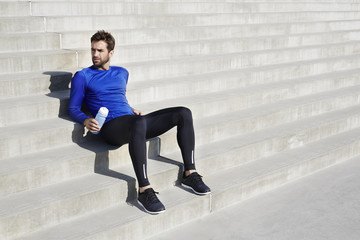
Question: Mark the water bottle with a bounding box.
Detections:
[92,107,108,134]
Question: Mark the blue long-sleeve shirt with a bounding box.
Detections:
[68,66,134,124]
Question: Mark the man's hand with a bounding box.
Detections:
[84,118,100,132]
[133,108,142,116]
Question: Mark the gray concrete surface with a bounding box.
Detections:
[149,157,360,240]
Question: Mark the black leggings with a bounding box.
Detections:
[101,107,196,187]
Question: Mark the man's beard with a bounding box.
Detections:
[92,56,110,68]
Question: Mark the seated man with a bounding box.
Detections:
[68,30,211,214]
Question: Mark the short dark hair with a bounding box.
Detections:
[91,30,115,51]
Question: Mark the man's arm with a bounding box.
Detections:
[68,71,92,125]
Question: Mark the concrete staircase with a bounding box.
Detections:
[1,0,360,239]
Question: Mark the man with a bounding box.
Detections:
[69,30,211,214]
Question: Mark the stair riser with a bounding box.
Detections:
[0,34,60,53]
[0,98,68,127]
[0,52,77,75]
[0,123,83,161]
[0,2,30,17]
[0,139,159,197]
[86,197,211,240]
[210,140,360,212]
[0,183,126,240]
[0,17,45,34]
[30,2,360,16]
[0,72,72,99]
[45,13,360,32]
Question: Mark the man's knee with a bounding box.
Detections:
[177,107,193,123]
[132,116,147,134]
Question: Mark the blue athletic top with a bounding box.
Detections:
[68,65,134,124]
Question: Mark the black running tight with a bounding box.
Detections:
[101,107,196,187]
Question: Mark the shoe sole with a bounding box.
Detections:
[137,200,166,215]
[181,183,211,195]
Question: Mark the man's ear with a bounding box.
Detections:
[109,50,114,58]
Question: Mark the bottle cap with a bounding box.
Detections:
[98,107,109,116]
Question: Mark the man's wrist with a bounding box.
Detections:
[83,118,90,126]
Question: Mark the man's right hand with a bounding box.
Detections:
[84,118,100,132]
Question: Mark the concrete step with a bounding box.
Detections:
[44,13,360,33]
[75,34,360,64]
[116,43,360,83]
[61,27,360,49]
[127,67,360,106]
[0,17,45,33]
[0,50,77,74]
[1,51,360,99]
[16,127,360,240]
[0,136,151,197]
[2,75,360,159]
[3,114,359,239]
[173,104,360,176]
[29,2,360,16]
[157,86,360,156]
[0,33,61,53]
[2,86,360,196]
[52,19,360,38]
[0,2,30,17]
[147,155,360,240]
[0,171,131,240]
[2,38,359,77]
[2,66,360,127]
[0,90,69,127]
[207,127,360,212]
[0,72,358,156]
[0,38,360,75]
[0,70,72,99]
[0,117,82,161]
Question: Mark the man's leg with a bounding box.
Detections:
[144,106,196,172]
[144,107,210,195]
[101,115,150,188]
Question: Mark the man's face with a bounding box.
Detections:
[91,40,113,70]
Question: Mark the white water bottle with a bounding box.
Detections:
[92,107,108,134]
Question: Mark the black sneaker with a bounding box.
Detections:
[137,188,166,214]
[181,172,211,195]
